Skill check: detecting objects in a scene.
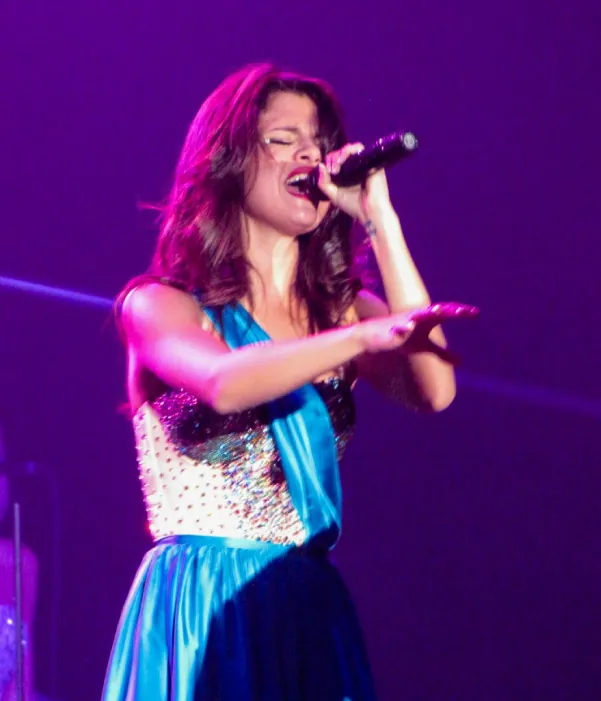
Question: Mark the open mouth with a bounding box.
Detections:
[285,171,312,197]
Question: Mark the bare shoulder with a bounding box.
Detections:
[119,281,229,410]
[353,288,389,320]
[121,282,203,340]
[119,282,223,410]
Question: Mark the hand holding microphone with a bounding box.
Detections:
[296,131,418,196]
[300,131,417,221]
[310,132,480,364]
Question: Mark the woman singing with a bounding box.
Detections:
[102,62,477,700]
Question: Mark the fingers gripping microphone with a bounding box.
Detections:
[300,131,418,200]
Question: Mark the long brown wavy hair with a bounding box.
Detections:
[118,62,365,332]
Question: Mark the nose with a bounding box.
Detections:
[296,137,322,165]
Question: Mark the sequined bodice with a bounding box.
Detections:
[134,378,355,546]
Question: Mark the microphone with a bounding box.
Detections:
[300,131,418,200]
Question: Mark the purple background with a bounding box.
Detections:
[1,0,600,699]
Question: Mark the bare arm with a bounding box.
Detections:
[122,284,414,414]
[317,149,469,413]
[352,204,457,412]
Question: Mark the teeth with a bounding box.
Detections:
[287,173,310,186]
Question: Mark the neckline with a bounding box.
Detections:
[133,376,350,423]
[235,302,268,335]
[233,303,350,385]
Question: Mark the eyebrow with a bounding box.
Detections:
[265,125,318,137]
[266,126,301,134]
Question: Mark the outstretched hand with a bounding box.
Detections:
[358,302,479,365]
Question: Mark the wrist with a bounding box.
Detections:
[360,206,400,235]
[348,320,370,355]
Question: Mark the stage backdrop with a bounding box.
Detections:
[1,1,600,699]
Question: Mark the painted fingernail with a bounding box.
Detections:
[392,321,415,334]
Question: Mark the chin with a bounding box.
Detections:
[288,209,327,236]
[287,220,321,238]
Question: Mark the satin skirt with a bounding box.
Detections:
[101,535,378,701]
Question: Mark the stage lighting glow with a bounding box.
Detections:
[1,274,599,418]
[0,275,112,309]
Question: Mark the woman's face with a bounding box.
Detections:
[243,91,332,238]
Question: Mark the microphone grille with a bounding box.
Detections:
[402,132,418,150]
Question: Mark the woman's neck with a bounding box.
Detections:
[244,226,300,310]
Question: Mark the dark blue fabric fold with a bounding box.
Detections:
[102,536,378,700]
[202,303,342,545]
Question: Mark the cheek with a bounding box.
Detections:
[248,162,282,201]
[245,173,276,214]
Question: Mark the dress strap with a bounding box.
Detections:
[201,302,343,548]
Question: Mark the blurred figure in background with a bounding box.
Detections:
[0,423,38,701]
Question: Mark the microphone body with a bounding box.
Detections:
[302,131,418,200]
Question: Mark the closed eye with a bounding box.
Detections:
[264,137,293,146]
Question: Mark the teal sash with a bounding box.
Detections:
[202,303,342,547]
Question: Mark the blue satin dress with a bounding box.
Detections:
[102,303,377,701]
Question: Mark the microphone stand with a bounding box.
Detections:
[20,462,62,699]
[13,502,24,701]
